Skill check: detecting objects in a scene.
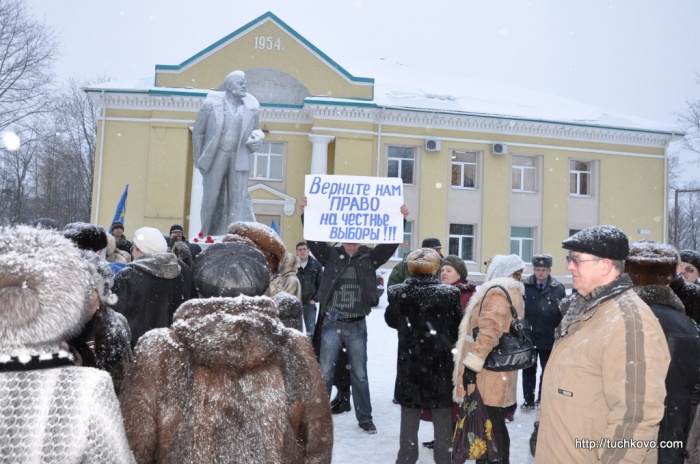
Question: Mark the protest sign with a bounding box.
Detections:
[304,174,404,243]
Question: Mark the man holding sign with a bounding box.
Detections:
[300,175,408,435]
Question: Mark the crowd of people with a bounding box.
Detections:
[3,211,700,463]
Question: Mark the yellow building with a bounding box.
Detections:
[86,11,680,280]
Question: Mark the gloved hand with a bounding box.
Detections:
[462,368,477,388]
[530,421,539,457]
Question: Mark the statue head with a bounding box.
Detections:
[224,70,247,99]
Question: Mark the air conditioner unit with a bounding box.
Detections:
[492,143,508,156]
[424,138,441,152]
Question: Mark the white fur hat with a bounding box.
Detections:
[80,250,118,306]
[133,227,167,254]
[485,254,526,281]
[0,226,91,353]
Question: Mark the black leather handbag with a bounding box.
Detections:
[472,285,536,372]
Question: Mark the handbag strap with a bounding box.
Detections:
[477,285,518,320]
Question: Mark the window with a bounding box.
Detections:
[510,226,534,262]
[256,214,281,232]
[448,223,475,261]
[512,155,537,192]
[451,150,478,188]
[388,146,415,184]
[249,142,284,180]
[393,221,413,259]
[569,160,591,196]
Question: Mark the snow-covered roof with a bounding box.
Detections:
[84,59,682,135]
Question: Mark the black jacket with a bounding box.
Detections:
[115,236,132,254]
[112,252,189,348]
[634,285,700,463]
[297,255,323,304]
[671,275,700,325]
[523,274,566,350]
[306,241,397,314]
[385,274,462,408]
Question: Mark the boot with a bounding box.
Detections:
[330,391,341,408]
[331,390,351,414]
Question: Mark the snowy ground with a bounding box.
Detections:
[324,288,538,464]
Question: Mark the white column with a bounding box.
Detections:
[308,134,335,174]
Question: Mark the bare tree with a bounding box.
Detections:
[0,125,42,224]
[0,0,58,133]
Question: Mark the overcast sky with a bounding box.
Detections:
[26,0,700,178]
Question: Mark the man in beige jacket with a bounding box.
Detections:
[532,225,670,463]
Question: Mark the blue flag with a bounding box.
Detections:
[111,184,129,231]
[270,219,279,235]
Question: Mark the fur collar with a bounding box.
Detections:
[462,277,524,329]
[633,285,685,314]
[128,252,181,279]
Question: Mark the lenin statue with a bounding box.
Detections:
[192,70,264,236]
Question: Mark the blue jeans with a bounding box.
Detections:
[319,317,372,424]
[302,303,317,337]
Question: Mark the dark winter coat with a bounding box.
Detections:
[297,256,323,304]
[523,274,566,350]
[68,306,133,395]
[307,241,398,314]
[671,274,700,324]
[452,279,477,312]
[112,252,188,348]
[115,236,133,254]
[119,296,333,464]
[186,240,202,261]
[634,285,700,464]
[385,274,463,409]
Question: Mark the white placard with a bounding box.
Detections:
[304,174,404,243]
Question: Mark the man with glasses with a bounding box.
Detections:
[679,250,700,284]
[531,225,670,463]
[521,254,566,411]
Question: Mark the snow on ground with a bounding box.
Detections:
[325,288,537,464]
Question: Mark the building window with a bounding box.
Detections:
[570,160,591,196]
[512,155,537,192]
[393,221,413,259]
[448,223,475,261]
[388,146,415,184]
[510,226,534,262]
[250,142,284,180]
[256,214,282,233]
[451,150,478,189]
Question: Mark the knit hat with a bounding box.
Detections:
[193,242,271,298]
[421,238,443,249]
[0,226,91,353]
[223,222,287,272]
[63,222,108,252]
[625,240,680,286]
[132,227,168,254]
[30,218,59,230]
[80,250,118,306]
[485,254,526,281]
[532,254,553,268]
[110,221,124,232]
[406,248,441,275]
[442,255,468,280]
[680,250,700,270]
[562,225,629,260]
[169,224,184,234]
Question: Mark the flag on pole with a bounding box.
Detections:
[270,219,279,236]
[111,184,129,231]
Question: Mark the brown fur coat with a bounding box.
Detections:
[119,295,332,463]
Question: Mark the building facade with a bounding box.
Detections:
[86,12,680,280]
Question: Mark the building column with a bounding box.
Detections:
[309,134,335,174]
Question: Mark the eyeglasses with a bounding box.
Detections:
[566,255,603,267]
[683,266,698,274]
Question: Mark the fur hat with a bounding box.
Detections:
[442,255,468,280]
[194,242,271,298]
[485,254,526,281]
[562,225,629,260]
[680,249,700,270]
[407,248,441,275]
[0,226,90,353]
[626,240,680,286]
[223,222,287,272]
[80,250,118,306]
[421,238,443,249]
[63,222,108,252]
[133,227,168,254]
[532,254,553,268]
